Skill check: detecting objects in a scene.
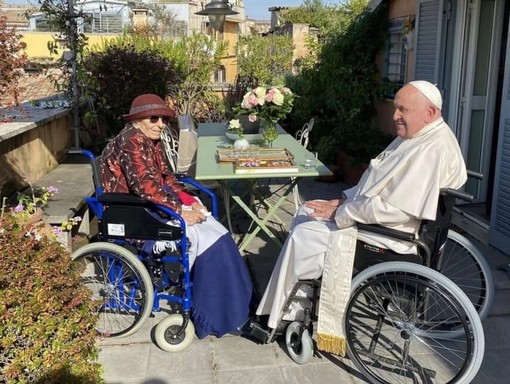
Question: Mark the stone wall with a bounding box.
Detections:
[0,105,72,199]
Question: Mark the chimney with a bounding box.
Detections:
[132,8,149,28]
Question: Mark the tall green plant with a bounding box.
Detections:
[235,35,294,86]
[293,3,393,164]
[82,43,180,135]
[29,1,90,102]
[166,33,228,118]
[84,33,227,127]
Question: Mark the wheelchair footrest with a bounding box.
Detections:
[248,322,271,344]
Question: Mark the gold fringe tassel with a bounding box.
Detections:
[317,333,346,357]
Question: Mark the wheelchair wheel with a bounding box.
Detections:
[438,229,494,320]
[345,262,484,384]
[285,321,314,365]
[154,314,195,352]
[72,242,154,338]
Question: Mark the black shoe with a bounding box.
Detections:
[231,315,271,343]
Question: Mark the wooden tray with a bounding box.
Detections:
[217,148,294,163]
[234,152,299,174]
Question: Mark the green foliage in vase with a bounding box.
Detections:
[261,120,279,145]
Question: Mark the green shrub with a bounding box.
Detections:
[82,44,180,135]
[0,214,103,384]
[291,3,393,164]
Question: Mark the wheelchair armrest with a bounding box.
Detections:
[357,223,416,242]
[173,175,218,218]
[98,193,148,205]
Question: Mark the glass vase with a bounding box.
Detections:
[262,119,278,147]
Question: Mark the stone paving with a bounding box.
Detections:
[89,177,510,384]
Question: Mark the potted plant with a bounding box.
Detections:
[0,194,102,383]
[227,118,250,150]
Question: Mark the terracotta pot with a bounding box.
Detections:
[25,207,44,226]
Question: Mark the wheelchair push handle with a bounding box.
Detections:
[65,149,102,191]
[439,169,483,203]
[467,169,483,180]
[440,188,474,202]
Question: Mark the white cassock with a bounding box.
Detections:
[256,118,467,329]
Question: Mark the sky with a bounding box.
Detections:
[244,1,345,20]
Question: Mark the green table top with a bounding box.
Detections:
[195,123,333,181]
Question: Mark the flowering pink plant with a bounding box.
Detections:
[1,185,81,243]
[236,85,294,124]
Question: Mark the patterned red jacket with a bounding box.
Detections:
[100,124,195,214]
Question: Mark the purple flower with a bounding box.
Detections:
[53,226,63,236]
[47,186,59,194]
[14,203,24,213]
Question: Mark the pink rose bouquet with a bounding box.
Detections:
[235,85,294,145]
[237,85,294,124]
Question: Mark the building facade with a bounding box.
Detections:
[370,0,510,256]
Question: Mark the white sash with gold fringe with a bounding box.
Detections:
[316,226,358,356]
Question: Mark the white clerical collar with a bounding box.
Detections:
[411,117,444,139]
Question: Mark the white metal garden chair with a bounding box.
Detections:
[292,118,315,210]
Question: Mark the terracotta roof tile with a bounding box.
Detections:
[0,70,61,107]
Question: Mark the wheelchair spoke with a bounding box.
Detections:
[437,230,494,320]
[72,243,154,338]
[346,268,479,384]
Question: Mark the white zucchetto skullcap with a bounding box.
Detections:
[409,80,443,110]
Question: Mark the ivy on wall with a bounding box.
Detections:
[289,4,395,164]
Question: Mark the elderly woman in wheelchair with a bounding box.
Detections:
[247,81,486,383]
[71,94,252,351]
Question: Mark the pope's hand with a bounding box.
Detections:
[304,199,342,221]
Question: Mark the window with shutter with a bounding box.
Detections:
[383,19,407,88]
[490,26,510,255]
[414,0,443,83]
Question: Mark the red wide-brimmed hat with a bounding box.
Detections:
[122,94,175,121]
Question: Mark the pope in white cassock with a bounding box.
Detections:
[255,80,468,335]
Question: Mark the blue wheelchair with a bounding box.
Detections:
[70,150,218,352]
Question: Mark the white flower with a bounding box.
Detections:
[254,86,267,99]
[273,92,285,106]
[229,119,241,129]
[281,87,292,95]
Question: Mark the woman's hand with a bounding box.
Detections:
[181,204,206,226]
[304,199,344,221]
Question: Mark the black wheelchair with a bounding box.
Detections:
[252,186,487,384]
[70,150,218,352]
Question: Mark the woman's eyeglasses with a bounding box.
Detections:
[148,116,170,124]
